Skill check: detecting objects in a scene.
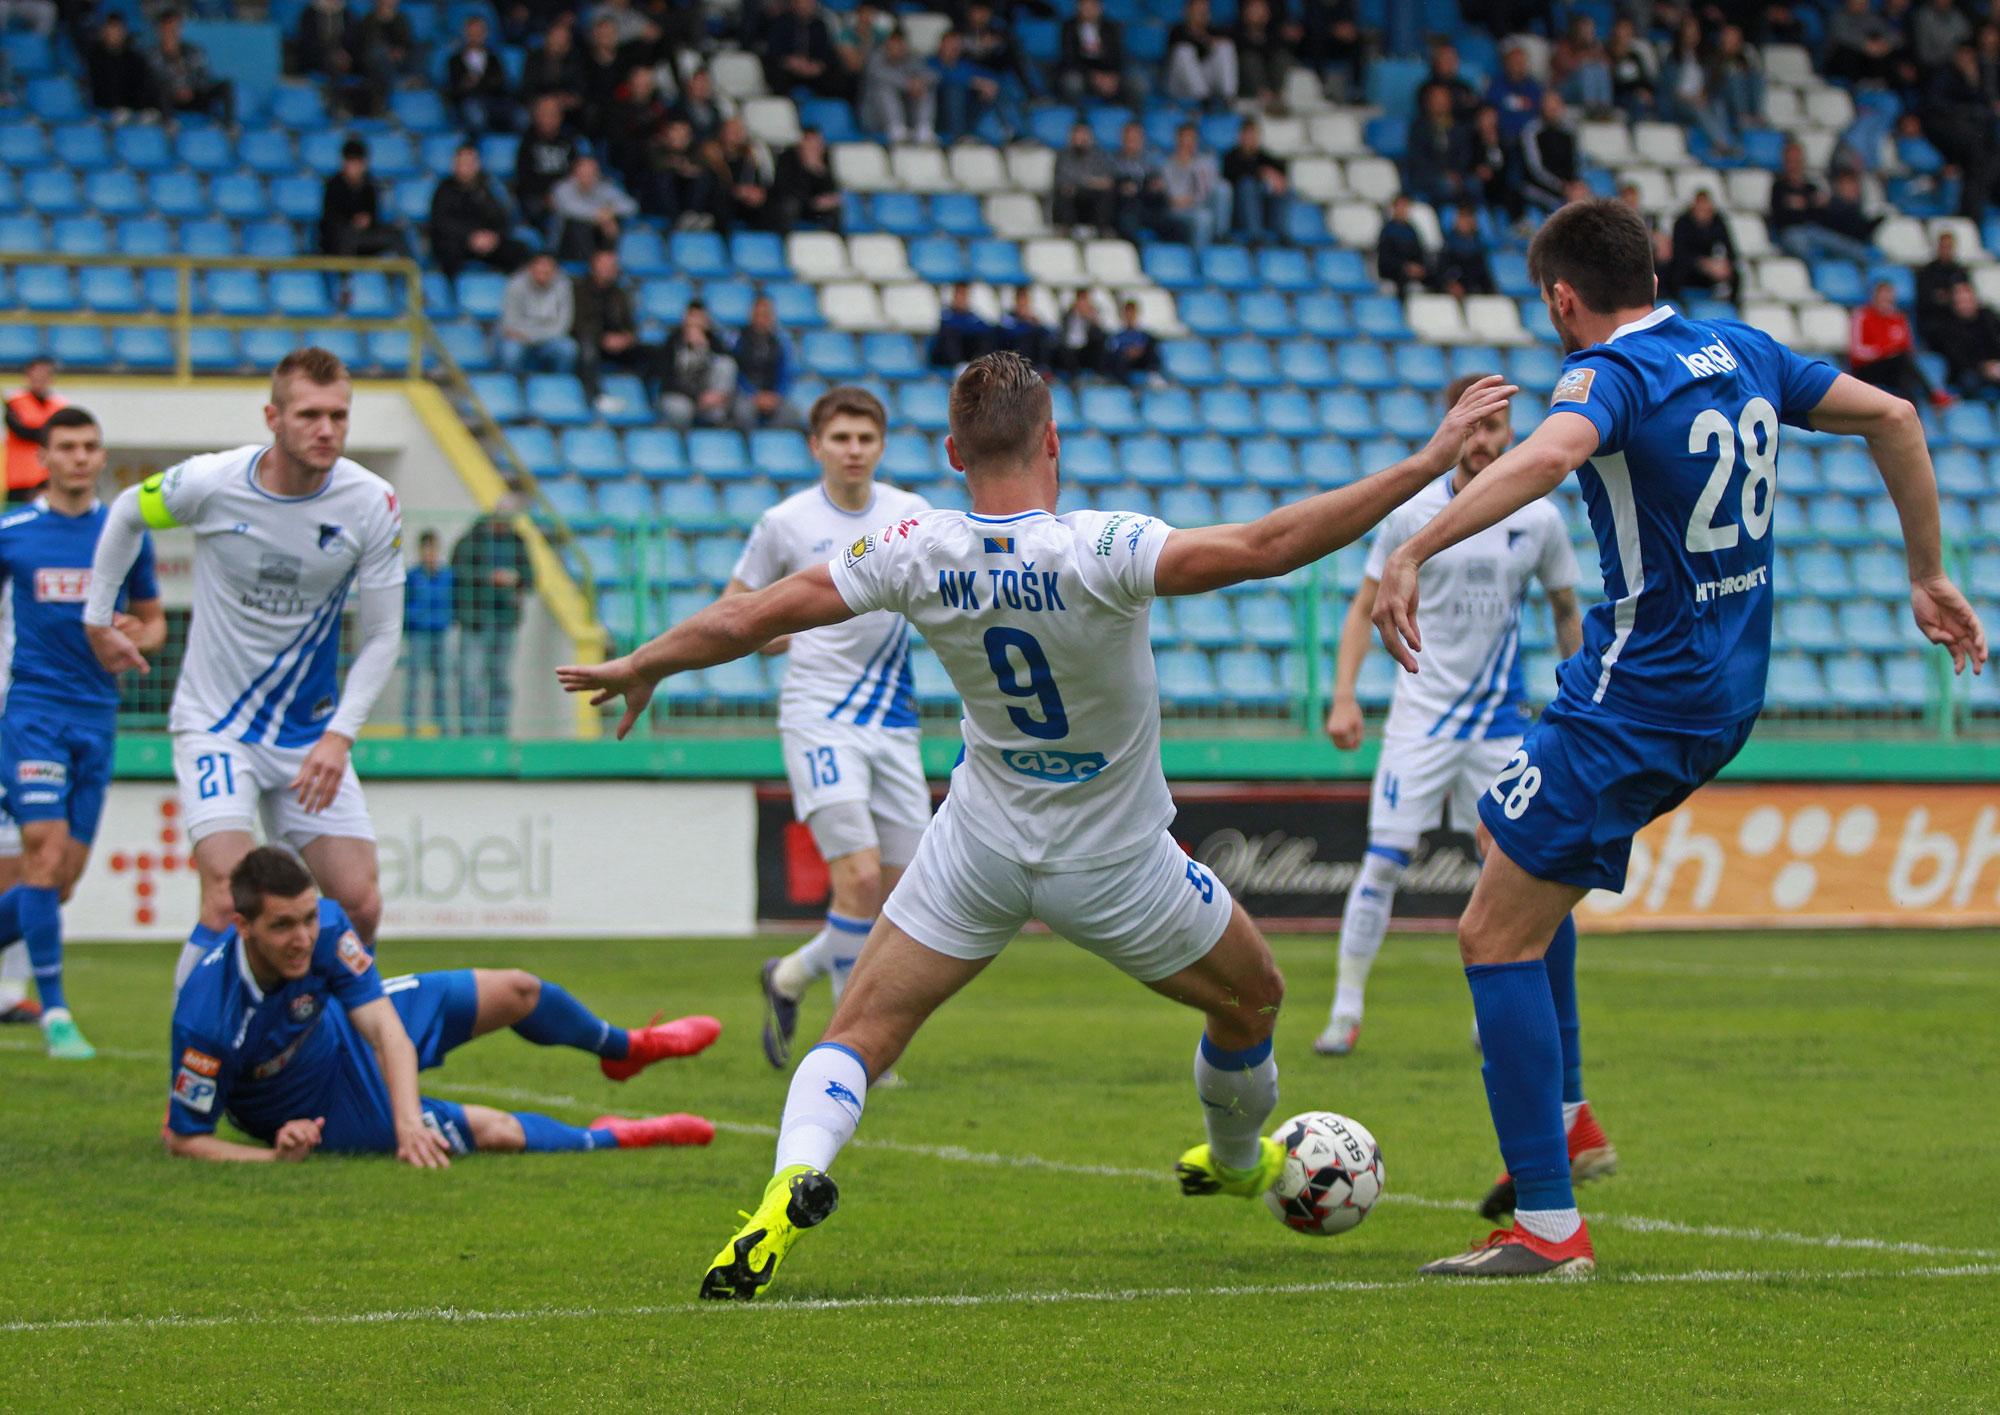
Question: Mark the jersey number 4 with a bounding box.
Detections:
[983,627,1070,741]
[1685,397,1777,553]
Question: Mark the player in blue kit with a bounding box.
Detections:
[165,846,725,1164]
[0,407,164,1059]
[1372,198,1987,1277]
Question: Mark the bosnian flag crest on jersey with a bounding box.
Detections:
[983,536,1015,554]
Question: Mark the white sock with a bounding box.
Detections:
[40,1006,71,1027]
[770,936,825,1000]
[1562,1100,1585,1132]
[1193,1034,1280,1170]
[0,941,28,1007]
[774,1041,869,1174]
[1332,846,1405,1021]
[1514,1206,1583,1243]
[808,912,874,1003]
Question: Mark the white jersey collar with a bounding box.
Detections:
[234,936,265,1003]
[818,484,877,518]
[1606,305,1675,343]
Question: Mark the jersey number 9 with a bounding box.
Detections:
[983,627,1070,741]
[1685,397,1778,554]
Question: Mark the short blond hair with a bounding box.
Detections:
[270,347,350,406]
[947,352,1051,471]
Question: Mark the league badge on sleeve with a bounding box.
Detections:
[844,535,874,568]
[336,930,372,977]
[1551,368,1595,406]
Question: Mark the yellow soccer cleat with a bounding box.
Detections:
[698,1164,840,1301]
[1176,1136,1286,1198]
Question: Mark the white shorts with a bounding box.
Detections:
[172,730,376,851]
[1369,733,1522,850]
[884,795,1232,983]
[781,722,930,868]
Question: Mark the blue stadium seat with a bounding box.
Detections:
[506,424,562,478]
[1795,546,1855,595]
[861,332,923,379]
[871,193,930,237]
[272,270,336,318]
[1027,104,1077,149]
[1155,649,1220,706]
[1162,487,1217,529]
[703,281,755,327]
[1334,342,1397,391]
[1353,295,1411,341]
[1865,262,1914,306]
[1179,595,1236,646]
[1141,243,1200,290]
[1507,343,1563,393]
[470,373,526,422]
[1257,246,1314,293]
[1377,390,1435,441]
[1217,649,1286,707]
[1200,388,1259,437]
[1393,343,1448,393]
[646,538,696,586]
[245,222,300,259]
[25,170,84,217]
[1148,600,1180,647]
[932,192,986,236]
[81,267,143,314]
[526,374,593,427]
[1943,402,1999,450]
[1283,202,1329,246]
[1493,250,1535,298]
[1200,245,1257,293]
[187,328,240,372]
[52,216,110,255]
[391,89,450,131]
[1765,654,1826,710]
[689,429,750,479]
[51,325,110,367]
[722,481,774,527]
[1239,592,1292,648]
[910,236,970,283]
[1356,436,1411,472]
[435,320,492,372]
[202,269,263,315]
[594,374,653,427]
[114,125,174,173]
[1933,447,1988,497]
[267,173,321,223]
[970,239,1027,284]
[1063,433,1118,486]
[1160,339,1219,387]
[241,129,296,175]
[24,76,83,122]
[1318,389,1374,438]
[115,215,171,256]
[750,427,816,480]
[1315,248,1375,295]
[769,280,822,329]
[1181,434,1240,487]
[540,479,593,524]
[1778,600,1841,652]
[456,271,509,320]
[1294,293,1353,341]
[883,433,942,483]
[1121,434,1178,485]
[1140,386,1200,436]
[1238,291,1293,338]
[619,228,670,276]
[50,123,109,170]
[637,275,692,323]
[898,381,950,432]
[17,268,78,313]
[1811,260,1866,307]
[83,169,145,217]
[626,428,687,480]
[0,119,48,166]
[1242,436,1302,489]
[1820,445,1877,494]
[1080,385,1141,435]
[661,481,728,531]
[597,478,657,524]
[1837,599,1902,653]
[802,330,863,379]
[1218,338,1277,388]
[1825,654,1886,709]
[562,426,627,480]
[1883,653,1932,709]
[730,231,787,280]
[0,326,41,366]
[1179,290,1237,338]
[112,325,175,371]
[207,172,263,221]
[152,172,208,219]
[270,85,329,129]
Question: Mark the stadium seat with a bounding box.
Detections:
[525,374,592,427]
[689,430,750,479]
[626,429,687,481]
[81,267,144,315]
[1140,387,1200,437]
[1181,434,1240,486]
[562,427,626,480]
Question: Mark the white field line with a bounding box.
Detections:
[5,1264,1999,1335]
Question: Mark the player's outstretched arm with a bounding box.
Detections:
[720,577,791,656]
[163,1117,323,1164]
[1810,373,1987,674]
[1154,376,1518,597]
[557,564,855,738]
[1374,410,1600,673]
[81,486,152,675]
[346,997,451,1169]
[1324,579,1379,750]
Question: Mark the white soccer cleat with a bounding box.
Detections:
[1313,1016,1362,1056]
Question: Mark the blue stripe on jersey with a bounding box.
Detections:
[877,648,918,728]
[271,577,356,747]
[1425,627,1514,739]
[852,625,909,726]
[242,577,352,744]
[826,622,904,724]
[1483,632,1530,740]
[207,583,348,738]
[1458,618,1521,741]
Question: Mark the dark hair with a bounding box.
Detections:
[418,527,440,546]
[809,385,887,437]
[948,352,1051,471]
[270,346,350,404]
[341,137,367,160]
[42,405,98,435]
[456,140,479,156]
[230,846,316,920]
[1526,197,1655,314]
[26,355,53,369]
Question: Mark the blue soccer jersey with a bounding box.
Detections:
[166,900,385,1142]
[0,498,158,724]
[1544,306,1839,726]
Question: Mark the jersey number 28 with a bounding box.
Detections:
[1684,397,1777,553]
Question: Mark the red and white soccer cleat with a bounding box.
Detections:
[1419,1222,1596,1278]
[599,1013,723,1081]
[1478,1101,1619,1219]
[0,996,42,1024]
[590,1113,716,1148]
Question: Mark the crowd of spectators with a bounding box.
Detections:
[928,283,1161,385]
[79,7,235,122]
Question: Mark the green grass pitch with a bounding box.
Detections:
[2,930,1996,1409]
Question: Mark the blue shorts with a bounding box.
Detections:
[0,711,115,844]
[1478,698,1758,894]
[315,970,481,1154]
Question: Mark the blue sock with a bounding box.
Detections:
[1465,959,1572,1213]
[21,886,64,1013]
[512,981,629,1059]
[0,885,23,946]
[1544,915,1583,1106]
[516,1111,618,1152]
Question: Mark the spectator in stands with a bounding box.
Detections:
[673,66,730,143]
[1850,279,1952,409]
[861,28,937,142]
[1826,0,1902,87]
[1430,204,1494,297]
[571,247,652,410]
[1059,0,1131,104]
[295,0,379,115]
[998,287,1053,369]
[645,0,705,57]
[642,116,716,225]
[929,282,991,368]
[1606,16,1658,117]
[1165,0,1236,106]
[1930,280,2000,397]
[1914,0,1973,72]
[1376,193,1429,295]
[1423,38,1482,123]
[450,498,533,737]
[1233,0,1290,111]
[1551,14,1612,115]
[658,300,738,426]
[403,530,453,736]
[3,357,62,506]
[1706,24,1763,139]
[514,95,580,230]
[1767,139,1830,259]
[1917,230,1969,346]
[1109,120,1163,242]
[499,251,577,375]
[522,14,585,110]
[764,0,846,99]
[354,0,419,94]
[1620,178,1676,271]
[605,64,673,186]
[580,16,641,139]
[1053,121,1117,236]
[956,1,1027,134]
[445,14,515,134]
[1106,299,1163,385]
[1404,82,1473,209]
[1519,90,1576,216]
[772,127,843,233]
[1300,0,1362,102]
[551,156,638,261]
[1222,117,1288,245]
[930,30,994,142]
[429,143,531,280]
[320,137,406,259]
[1053,290,1108,382]
[1485,42,1542,144]
[591,0,662,48]
[1923,43,2000,221]
[732,295,802,430]
[1660,16,1737,157]
[706,116,776,233]
[1667,188,1739,304]
[1158,121,1229,251]
[149,10,234,124]
[1816,168,1881,255]
[86,13,156,115]
[0,0,53,36]
[1466,103,1520,220]
[830,1,893,95]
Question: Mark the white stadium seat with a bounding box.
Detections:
[709,51,765,100]
[1083,238,1143,287]
[1290,157,1343,203]
[1260,116,1307,159]
[1806,88,1855,130]
[741,96,800,149]
[1763,44,1815,87]
[1669,167,1727,209]
[1741,302,1801,346]
[1578,121,1633,167]
[948,144,1009,193]
[1926,216,1985,263]
[881,282,941,333]
[1465,295,1529,346]
[902,11,950,55]
[1795,302,1849,354]
[1024,237,1086,286]
[1797,129,1837,170]
[1972,266,2000,304]
[831,142,895,192]
[1406,292,1471,345]
[1632,122,1690,167]
[1406,201,1443,250]
[1762,89,1804,126]
[849,233,913,282]
[1328,200,1382,249]
[1752,256,1814,305]
[984,192,1047,237]
[1343,156,1400,203]
[1006,144,1056,193]
[1306,111,1363,156]
[1281,66,1328,113]
[1508,34,1550,80]
[1875,216,1931,265]
[967,282,1007,322]
[821,281,885,330]
[1618,166,1673,212]
[786,231,850,282]
[1724,168,1773,213]
[1129,286,1183,336]
[1727,213,1772,262]
[890,144,952,193]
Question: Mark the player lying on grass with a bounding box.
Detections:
[165,846,721,1164]
[561,354,1516,1300]
[1371,199,1987,1278]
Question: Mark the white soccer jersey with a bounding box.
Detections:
[830,506,1175,871]
[139,446,403,747]
[732,482,932,733]
[1363,476,1578,741]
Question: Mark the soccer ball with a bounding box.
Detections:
[1264,1112,1384,1236]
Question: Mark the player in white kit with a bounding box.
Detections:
[0,597,29,1022]
[83,349,404,988]
[1316,374,1582,1056]
[732,388,934,1067]
[559,355,1517,1300]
